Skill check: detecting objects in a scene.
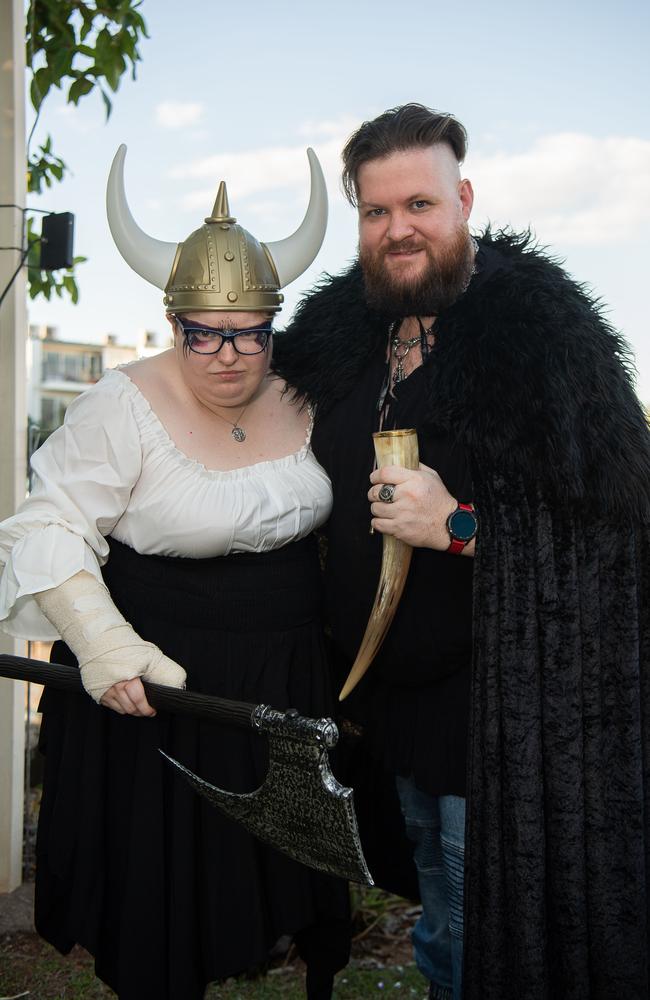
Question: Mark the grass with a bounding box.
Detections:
[0,888,429,999]
[209,964,427,998]
[1,934,113,998]
[0,934,428,999]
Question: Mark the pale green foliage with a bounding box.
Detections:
[25,1,149,302]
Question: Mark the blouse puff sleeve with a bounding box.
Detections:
[0,374,142,640]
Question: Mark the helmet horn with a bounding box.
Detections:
[264,148,328,287]
[106,145,177,290]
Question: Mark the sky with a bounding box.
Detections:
[26,0,650,399]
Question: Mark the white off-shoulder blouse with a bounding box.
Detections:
[0,368,332,640]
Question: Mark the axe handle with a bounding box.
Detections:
[0,653,256,729]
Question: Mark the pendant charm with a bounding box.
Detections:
[232,426,246,443]
[391,332,419,385]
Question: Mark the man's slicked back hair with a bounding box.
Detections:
[341,103,468,206]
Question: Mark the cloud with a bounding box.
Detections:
[297,115,359,139]
[51,101,99,133]
[155,101,204,129]
[169,128,650,248]
[468,133,650,245]
[241,200,287,224]
[171,137,346,210]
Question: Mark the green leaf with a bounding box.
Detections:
[27,166,41,194]
[60,21,76,49]
[32,66,52,105]
[104,58,121,92]
[60,274,81,303]
[47,45,73,83]
[27,250,41,272]
[119,30,136,58]
[94,26,111,62]
[30,76,43,111]
[131,8,149,35]
[100,87,113,120]
[68,75,94,104]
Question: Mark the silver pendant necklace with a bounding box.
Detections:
[213,403,249,442]
[391,319,434,384]
[391,333,420,384]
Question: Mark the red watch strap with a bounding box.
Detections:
[447,502,475,554]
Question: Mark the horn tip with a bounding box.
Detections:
[110,145,128,173]
[306,147,320,170]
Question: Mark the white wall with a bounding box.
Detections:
[0,0,28,893]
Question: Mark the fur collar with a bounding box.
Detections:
[275,231,650,513]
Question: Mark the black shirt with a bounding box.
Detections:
[312,344,474,796]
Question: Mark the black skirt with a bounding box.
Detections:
[35,536,350,999]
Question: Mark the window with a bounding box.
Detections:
[40,396,68,430]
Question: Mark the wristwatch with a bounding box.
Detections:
[446,502,477,554]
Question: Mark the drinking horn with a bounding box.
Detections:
[339,428,419,701]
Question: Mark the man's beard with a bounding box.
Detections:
[360,224,475,318]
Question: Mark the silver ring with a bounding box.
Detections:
[378,483,396,503]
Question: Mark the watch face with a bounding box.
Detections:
[449,508,477,542]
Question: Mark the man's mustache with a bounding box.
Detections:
[381,240,427,255]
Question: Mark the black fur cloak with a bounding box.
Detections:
[275,231,650,1000]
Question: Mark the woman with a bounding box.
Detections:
[0,147,349,999]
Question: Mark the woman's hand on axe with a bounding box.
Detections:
[100,677,157,717]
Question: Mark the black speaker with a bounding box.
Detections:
[39,212,75,270]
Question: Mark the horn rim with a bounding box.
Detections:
[106,144,178,290]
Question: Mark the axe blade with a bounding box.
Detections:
[162,733,373,885]
[0,653,374,886]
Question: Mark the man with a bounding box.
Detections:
[276,104,650,1000]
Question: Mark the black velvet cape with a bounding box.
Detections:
[275,232,650,1000]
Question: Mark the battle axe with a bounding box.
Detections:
[0,653,373,886]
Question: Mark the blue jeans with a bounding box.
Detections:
[395,776,465,1000]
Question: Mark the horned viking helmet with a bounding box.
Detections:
[106,145,328,314]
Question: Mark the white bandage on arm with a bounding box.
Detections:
[35,570,186,703]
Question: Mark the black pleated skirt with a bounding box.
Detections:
[35,536,350,999]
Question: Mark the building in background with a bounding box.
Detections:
[27,324,171,439]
